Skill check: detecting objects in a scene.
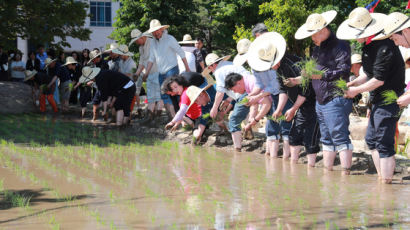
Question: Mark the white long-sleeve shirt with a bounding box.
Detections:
[148,31,186,74]
[178,46,197,73]
[215,60,250,99]
[119,57,136,79]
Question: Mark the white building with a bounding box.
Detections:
[18,0,120,62]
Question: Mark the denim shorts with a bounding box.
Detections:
[315,97,353,152]
[159,65,179,105]
[228,93,250,133]
[289,106,321,154]
[146,72,161,103]
[265,94,293,140]
[365,102,400,158]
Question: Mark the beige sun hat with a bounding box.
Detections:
[79,66,101,84]
[247,32,287,72]
[351,54,362,64]
[205,53,231,67]
[336,7,386,40]
[112,44,134,57]
[129,29,152,47]
[186,84,213,110]
[179,34,196,44]
[63,56,78,66]
[24,70,37,82]
[233,38,252,66]
[87,50,102,65]
[373,12,410,40]
[104,43,119,53]
[147,19,170,33]
[295,10,337,40]
[44,58,57,70]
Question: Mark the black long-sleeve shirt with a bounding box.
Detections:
[95,70,132,101]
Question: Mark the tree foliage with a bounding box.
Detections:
[0,0,91,50]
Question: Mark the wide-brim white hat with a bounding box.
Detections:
[351,53,362,64]
[205,53,231,67]
[87,50,102,65]
[295,10,337,40]
[186,84,213,110]
[373,12,410,40]
[112,44,134,57]
[24,70,37,82]
[79,67,101,83]
[336,7,386,40]
[104,43,119,53]
[247,32,287,72]
[129,29,152,47]
[179,34,196,44]
[44,58,57,70]
[233,38,251,66]
[63,56,78,66]
[148,19,170,33]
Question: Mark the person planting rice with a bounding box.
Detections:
[79,66,136,126]
[339,7,405,183]
[165,84,222,144]
[295,10,353,174]
[224,73,271,151]
[24,70,58,113]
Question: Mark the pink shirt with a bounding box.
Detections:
[243,74,271,102]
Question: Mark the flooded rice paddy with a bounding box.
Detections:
[0,114,409,229]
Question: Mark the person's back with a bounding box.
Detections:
[178,46,197,73]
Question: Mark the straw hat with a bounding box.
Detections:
[233,38,251,66]
[87,50,102,65]
[186,84,213,110]
[24,70,37,82]
[351,54,362,64]
[147,19,169,33]
[373,12,410,40]
[79,66,101,83]
[247,32,286,72]
[205,53,231,67]
[179,34,196,44]
[105,43,119,53]
[44,58,57,70]
[336,7,386,40]
[112,44,134,57]
[295,10,337,40]
[63,56,78,66]
[129,29,152,47]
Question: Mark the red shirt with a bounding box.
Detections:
[180,87,201,120]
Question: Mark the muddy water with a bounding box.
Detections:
[0,114,409,229]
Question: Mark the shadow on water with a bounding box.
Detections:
[0,188,93,211]
[0,113,163,147]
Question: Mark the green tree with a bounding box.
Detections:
[111,0,200,53]
[0,0,91,50]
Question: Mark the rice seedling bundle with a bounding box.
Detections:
[334,78,348,96]
[295,58,326,93]
[238,97,249,105]
[68,82,73,91]
[381,90,403,117]
[267,115,286,123]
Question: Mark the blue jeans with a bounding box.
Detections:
[365,102,399,158]
[228,93,250,133]
[158,65,179,105]
[265,94,293,140]
[315,97,353,152]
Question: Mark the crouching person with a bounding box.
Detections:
[79,66,136,126]
[24,70,58,113]
[165,85,222,144]
[224,73,271,151]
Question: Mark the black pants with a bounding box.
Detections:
[79,86,92,108]
[114,84,136,117]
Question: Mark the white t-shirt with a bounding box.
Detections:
[10,61,25,79]
[119,57,136,79]
[178,46,197,73]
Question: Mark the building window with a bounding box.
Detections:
[90,1,112,27]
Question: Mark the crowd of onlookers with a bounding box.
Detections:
[1,8,410,185]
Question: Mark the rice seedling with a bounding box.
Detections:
[381,90,398,105]
[267,115,286,123]
[238,97,249,105]
[49,215,60,230]
[294,58,326,93]
[334,78,348,96]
